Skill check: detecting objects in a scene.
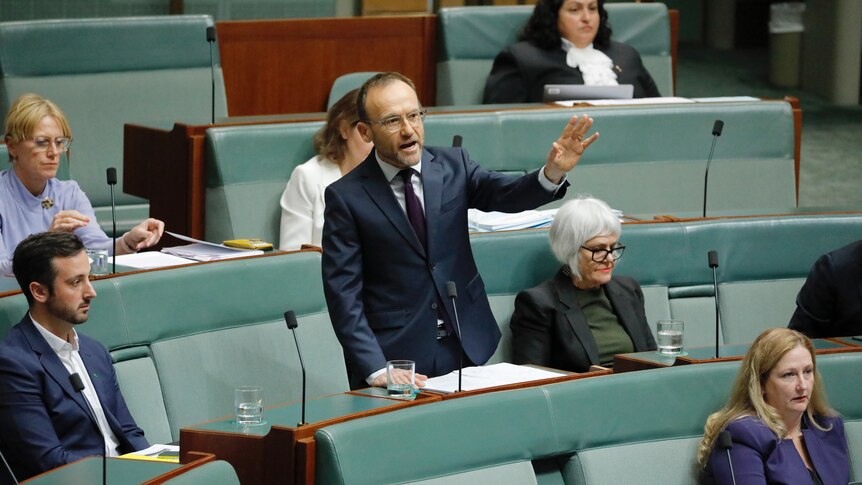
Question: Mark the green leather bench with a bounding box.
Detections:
[0,251,347,443]
[436,3,673,106]
[0,15,228,235]
[314,352,862,485]
[204,99,796,247]
[471,213,862,364]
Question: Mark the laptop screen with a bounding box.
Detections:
[542,84,634,103]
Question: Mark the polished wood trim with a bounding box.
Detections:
[785,95,802,203]
[216,16,437,116]
[422,368,611,400]
[669,9,679,94]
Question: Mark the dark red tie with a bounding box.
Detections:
[399,168,427,250]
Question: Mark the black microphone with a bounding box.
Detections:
[702,120,724,218]
[206,26,217,125]
[106,168,118,274]
[445,281,464,393]
[68,374,106,485]
[716,431,737,485]
[708,250,721,359]
[452,135,462,148]
[0,448,18,485]
[283,311,307,426]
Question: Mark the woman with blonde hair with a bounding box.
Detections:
[698,328,849,484]
[1,93,164,276]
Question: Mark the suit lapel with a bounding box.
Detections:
[553,271,600,364]
[359,150,427,256]
[422,150,442,257]
[20,317,94,421]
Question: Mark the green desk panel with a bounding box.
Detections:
[24,456,178,484]
[188,393,404,435]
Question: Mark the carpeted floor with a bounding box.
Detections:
[675,45,862,208]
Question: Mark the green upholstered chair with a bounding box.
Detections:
[327,72,377,110]
[436,3,673,106]
[205,122,322,245]
[0,15,228,235]
[162,460,240,484]
[181,0,336,20]
[111,251,346,440]
[422,100,796,217]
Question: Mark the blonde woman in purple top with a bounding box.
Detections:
[1,94,164,276]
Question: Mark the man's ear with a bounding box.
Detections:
[357,122,374,144]
[30,281,50,304]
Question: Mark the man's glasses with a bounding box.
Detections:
[365,109,426,133]
[31,137,72,152]
[581,245,626,263]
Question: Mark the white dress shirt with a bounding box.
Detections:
[32,315,121,456]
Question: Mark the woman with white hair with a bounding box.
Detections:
[510,196,655,372]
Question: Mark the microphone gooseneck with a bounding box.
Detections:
[702,119,724,218]
[717,431,737,485]
[0,448,18,485]
[206,26,217,125]
[445,281,464,393]
[708,250,721,359]
[106,168,117,274]
[68,374,106,485]
[283,311,307,426]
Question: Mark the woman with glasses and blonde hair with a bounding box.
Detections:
[1,93,164,276]
[279,89,372,250]
[510,196,655,372]
[698,327,849,484]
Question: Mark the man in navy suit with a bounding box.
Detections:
[0,232,148,482]
[323,72,599,389]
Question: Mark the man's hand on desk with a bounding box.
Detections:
[371,369,428,388]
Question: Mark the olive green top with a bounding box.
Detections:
[574,286,635,365]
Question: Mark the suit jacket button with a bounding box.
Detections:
[430,263,437,271]
[431,302,438,310]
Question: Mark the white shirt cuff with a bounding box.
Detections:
[538,167,566,193]
[366,368,387,386]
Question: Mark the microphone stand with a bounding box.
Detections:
[106,168,117,274]
[284,311,307,426]
[446,282,464,393]
[708,250,721,359]
[702,120,724,218]
[206,26,217,125]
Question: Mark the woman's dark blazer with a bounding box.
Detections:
[483,40,661,104]
[510,267,656,372]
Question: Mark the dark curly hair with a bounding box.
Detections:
[519,0,612,50]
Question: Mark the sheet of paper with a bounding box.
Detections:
[691,96,761,103]
[120,444,180,463]
[423,363,565,393]
[112,252,195,269]
[161,231,262,261]
[554,97,694,107]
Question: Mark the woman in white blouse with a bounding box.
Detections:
[279,89,372,250]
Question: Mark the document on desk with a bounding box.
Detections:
[423,363,565,393]
[161,231,263,261]
[113,252,196,269]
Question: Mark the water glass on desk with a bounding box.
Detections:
[235,386,264,425]
[386,360,416,400]
[657,320,685,355]
[86,249,109,275]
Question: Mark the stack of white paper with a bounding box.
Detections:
[160,231,263,262]
[468,209,558,232]
[423,363,565,393]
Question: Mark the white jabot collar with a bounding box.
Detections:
[561,39,618,86]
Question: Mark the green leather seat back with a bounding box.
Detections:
[113,252,346,440]
[423,101,796,217]
[162,460,240,484]
[112,347,173,445]
[0,15,228,234]
[315,387,556,485]
[182,0,336,20]
[436,3,672,106]
[205,122,321,244]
